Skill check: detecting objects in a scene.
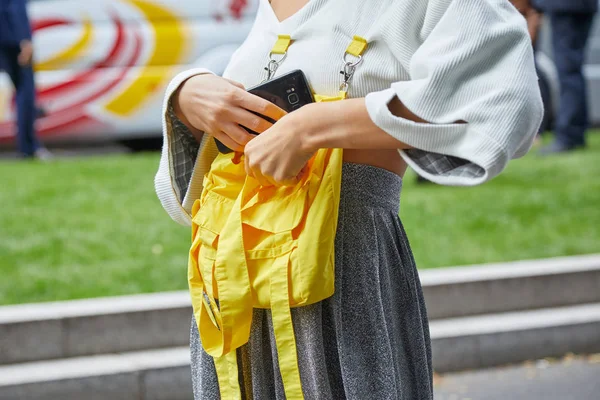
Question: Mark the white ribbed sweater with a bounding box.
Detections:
[156,0,543,226]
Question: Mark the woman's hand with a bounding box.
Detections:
[244,109,316,186]
[173,74,287,151]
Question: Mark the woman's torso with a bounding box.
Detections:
[223,0,410,176]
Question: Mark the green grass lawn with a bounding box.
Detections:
[1,134,599,305]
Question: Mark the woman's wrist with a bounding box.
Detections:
[171,85,187,124]
[298,101,348,153]
[171,77,206,141]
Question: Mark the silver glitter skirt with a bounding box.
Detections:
[190,163,433,400]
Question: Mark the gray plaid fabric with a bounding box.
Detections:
[168,103,200,201]
[404,149,484,179]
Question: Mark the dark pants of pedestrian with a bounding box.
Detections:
[550,11,595,147]
[0,45,39,156]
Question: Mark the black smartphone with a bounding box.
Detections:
[215,69,315,154]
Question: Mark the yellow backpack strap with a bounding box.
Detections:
[270,249,304,399]
[266,34,293,80]
[314,94,345,102]
[189,201,204,306]
[346,35,368,57]
[272,34,292,54]
[199,179,258,397]
[197,189,254,358]
[214,352,241,400]
[190,200,241,397]
[338,36,368,99]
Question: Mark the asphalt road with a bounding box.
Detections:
[434,355,600,400]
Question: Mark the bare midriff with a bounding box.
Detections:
[343,149,408,177]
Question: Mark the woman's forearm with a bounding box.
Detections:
[300,97,417,153]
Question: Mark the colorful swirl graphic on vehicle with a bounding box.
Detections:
[0,0,186,138]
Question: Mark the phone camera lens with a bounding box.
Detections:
[288,93,300,104]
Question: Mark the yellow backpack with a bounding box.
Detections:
[188,36,368,400]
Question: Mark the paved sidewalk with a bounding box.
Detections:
[434,354,600,400]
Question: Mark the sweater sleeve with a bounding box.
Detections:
[365,0,544,186]
[155,68,215,226]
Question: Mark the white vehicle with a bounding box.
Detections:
[2,1,599,149]
[0,0,258,150]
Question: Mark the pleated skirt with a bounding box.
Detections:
[190,163,433,400]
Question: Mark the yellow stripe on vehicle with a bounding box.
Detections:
[35,18,93,72]
[104,0,186,116]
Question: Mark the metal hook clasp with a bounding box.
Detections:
[339,53,363,91]
[264,51,288,81]
[343,53,363,67]
[265,60,279,81]
[340,62,356,83]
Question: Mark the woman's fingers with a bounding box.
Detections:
[235,91,287,122]
[221,122,255,147]
[224,79,245,90]
[231,108,274,134]
[245,146,274,187]
[213,131,243,152]
[278,176,300,187]
[250,166,273,187]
